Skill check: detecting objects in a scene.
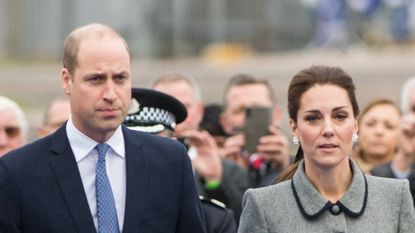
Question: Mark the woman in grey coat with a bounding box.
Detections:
[238,65,415,233]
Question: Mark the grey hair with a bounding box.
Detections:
[149,72,202,101]
[400,77,415,114]
[0,96,28,142]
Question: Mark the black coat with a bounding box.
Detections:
[196,159,249,224]
[370,162,415,208]
[200,197,237,233]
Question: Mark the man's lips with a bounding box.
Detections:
[98,108,120,117]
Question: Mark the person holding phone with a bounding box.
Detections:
[150,72,249,224]
[238,65,415,233]
[220,74,290,187]
[123,87,237,233]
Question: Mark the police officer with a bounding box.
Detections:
[124,88,237,233]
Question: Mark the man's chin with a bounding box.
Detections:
[98,118,123,131]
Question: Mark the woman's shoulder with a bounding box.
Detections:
[366,175,409,189]
[244,180,292,200]
[365,175,411,201]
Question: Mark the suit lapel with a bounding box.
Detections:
[121,127,147,233]
[48,126,96,233]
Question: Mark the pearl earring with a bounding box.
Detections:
[352,132,358,143]
[292,136,299,145]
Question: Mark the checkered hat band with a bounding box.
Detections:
[125,107,176,130]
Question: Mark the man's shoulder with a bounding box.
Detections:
[200,196,237,231]
[4,135,51,158]
[1,135,54,173]
[123,127,187,156]
[125,127,181,146]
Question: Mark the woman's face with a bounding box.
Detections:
[358,104,400,158]
[291,84,357,169]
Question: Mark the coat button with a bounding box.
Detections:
[329,204,342,215]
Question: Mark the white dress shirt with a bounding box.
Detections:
[66,117,126,232]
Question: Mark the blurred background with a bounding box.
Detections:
[1,0,415,141]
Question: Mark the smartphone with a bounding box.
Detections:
[243,107,272,155]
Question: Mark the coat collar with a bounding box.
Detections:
[291,159,368,220]
[120,126,148,232]
[48,125,97,233]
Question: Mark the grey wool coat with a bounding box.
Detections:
[238,160,415,233]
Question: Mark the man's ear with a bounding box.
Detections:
[219,112,232,135]
[61,68,72,95]
[196,102,205,125]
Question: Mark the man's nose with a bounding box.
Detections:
[0,128,9,146]
[103,80,117,101]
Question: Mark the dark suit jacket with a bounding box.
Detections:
[0,125,206,233]
[200,197,237,233]
[196,159,249,224]
[370,162,415,208]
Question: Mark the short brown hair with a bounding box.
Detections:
[223,74,276,108]
[62,23,130,75]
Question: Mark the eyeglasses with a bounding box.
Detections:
[1,126,21,138]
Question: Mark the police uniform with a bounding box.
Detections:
[200,196,237,233]
[124,88,237,233]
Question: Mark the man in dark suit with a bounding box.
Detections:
[0,23,205,233]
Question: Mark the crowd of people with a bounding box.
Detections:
[0,23,414,233]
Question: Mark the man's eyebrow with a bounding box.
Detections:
[84,72,106,78]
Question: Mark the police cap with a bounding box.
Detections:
[123,88,187,134]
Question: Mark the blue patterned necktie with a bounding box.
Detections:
[95,143,120,233]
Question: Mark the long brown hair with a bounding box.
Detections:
[278,65,360,182]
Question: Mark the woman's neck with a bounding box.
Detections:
[362,151,394,167]
[305,159,353,203]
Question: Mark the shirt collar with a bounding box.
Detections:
[66,116,125,162]
[291,159,367,220]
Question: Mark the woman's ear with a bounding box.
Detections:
[354,118,358,134]
[289,119,297,136]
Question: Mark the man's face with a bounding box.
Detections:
[38,100,71,137]
[62,37,131,142]
[153,80,203,136]
[221,84,273,134]
[0,109,24,156]
[408,88,415,114]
